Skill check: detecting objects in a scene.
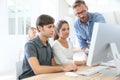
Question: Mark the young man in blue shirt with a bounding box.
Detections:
[73,0,105,53]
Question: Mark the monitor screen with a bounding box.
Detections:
[87,23,120,66]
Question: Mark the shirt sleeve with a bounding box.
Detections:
[74,22,88,49]
[52,41,74,64]
[24,41,38,59]
[76,34,88,49]
[94,13,106,23]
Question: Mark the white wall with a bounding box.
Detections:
[0,0,8,35]
[58,0,69,20]
[0,35,25,74]
[0,0,10,73]
[0,0,26,75]
[87,1,120,24]
[31,0,58,26]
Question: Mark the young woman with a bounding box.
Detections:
[52,20,86,66]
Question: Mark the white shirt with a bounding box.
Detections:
[52,40,74,64]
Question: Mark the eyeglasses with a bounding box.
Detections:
[75,10,87,16]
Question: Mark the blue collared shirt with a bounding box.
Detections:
[74,12,105,48]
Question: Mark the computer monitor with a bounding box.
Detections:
[87,23,120,68]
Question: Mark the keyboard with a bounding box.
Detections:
[77,66,109,76]
[101,60,116,67]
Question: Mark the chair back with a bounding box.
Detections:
[16,61,23,80]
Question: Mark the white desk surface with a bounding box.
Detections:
[22,66,120,80]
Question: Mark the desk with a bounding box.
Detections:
[22,66,120,80]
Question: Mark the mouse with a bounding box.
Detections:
[65,72,79,77]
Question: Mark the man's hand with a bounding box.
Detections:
[81,48,89,56]
[62,63,77,72]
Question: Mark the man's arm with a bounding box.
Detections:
[74,21,88,50]
[95,13,106,23]
[77,35,88,49]
[28,57,77,75]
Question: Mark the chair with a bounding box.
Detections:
[16,61,23,80]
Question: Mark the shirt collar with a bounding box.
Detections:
[32,35,49,48]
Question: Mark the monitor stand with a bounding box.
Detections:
[100,43,120,76]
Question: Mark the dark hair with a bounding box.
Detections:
[54,20,69,40]
[72,0,87,9]
[36,14,55,32]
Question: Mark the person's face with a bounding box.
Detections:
[39,24,54,38]
[58,23,69,39]
[29,29,37,39]
[74,4,88,23]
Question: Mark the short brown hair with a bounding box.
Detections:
[72,0,86,9]
[36,14,54,32]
